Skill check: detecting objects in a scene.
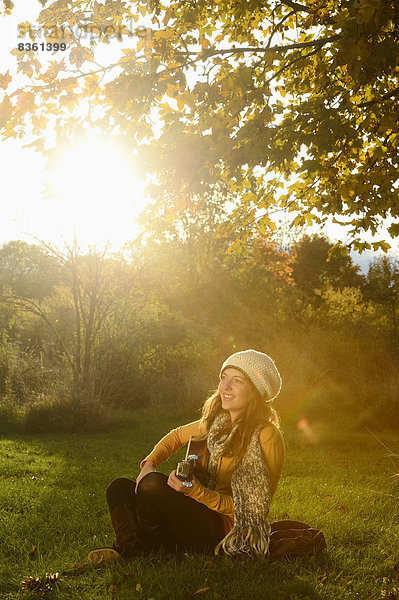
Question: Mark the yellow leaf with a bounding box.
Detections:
[199,36,210,50]
[176,95,185,111]
[0,95,12,121]
[64,561,90,572]
[0,70,12,89]
[137,38,146,52]
[166,83,178,98]
[194,587,211,594]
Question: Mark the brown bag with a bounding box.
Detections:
[268,520,327,559]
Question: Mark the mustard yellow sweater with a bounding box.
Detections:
[141,419,285,534]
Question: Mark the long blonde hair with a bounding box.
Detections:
[200,383,281,464]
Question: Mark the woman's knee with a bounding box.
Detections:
[106,477,135,505]
[136,472,168,499]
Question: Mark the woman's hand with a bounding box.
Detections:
[167,470,199,494]
[135,461,156,493]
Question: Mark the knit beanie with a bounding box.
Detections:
[220,349,282,402]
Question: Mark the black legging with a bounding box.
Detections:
[106,472,226,553]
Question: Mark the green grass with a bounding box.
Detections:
[0,407,398,600]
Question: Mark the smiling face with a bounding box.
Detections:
[218,367,255,422]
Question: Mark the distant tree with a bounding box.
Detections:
[365,256,399,360]
[291,234,365,295]
[137,181,243,276]
[1,241,130,401]
[0,241,60,301]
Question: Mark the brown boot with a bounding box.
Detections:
[88,503,146,565]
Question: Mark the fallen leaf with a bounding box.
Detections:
[136,583,142,592]
[64,561,90,573]
[109,584,117,594]
[29,545,37,556]
[123,573,132,578]
[194,587,211,595]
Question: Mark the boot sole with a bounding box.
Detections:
[88,547,121,565]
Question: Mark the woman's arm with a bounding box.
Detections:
[140,420,206,469]
[183,477,234,519]
[136,420,207,492]
[259,424,286,498]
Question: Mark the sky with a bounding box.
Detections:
[0,3,149,252]
[0,3,397,272]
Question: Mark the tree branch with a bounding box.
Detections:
[179,35,341,59]
[279,0,314,13]
[357,86,399,109]
[266,44,321,84]
[1,294,75,373]
[267,9,296,49]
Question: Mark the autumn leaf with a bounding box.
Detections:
[69,46,94,68]
[17,61,33,77]
[63,561,90,573]
[194,587,211,594]
[199,36,210,50]
[0,96,12,123]
[204,561,215,568]
[0,70,11,89]
[14,91,35,115]
[29,544,38,556]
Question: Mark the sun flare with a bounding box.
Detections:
[47,140,147,249]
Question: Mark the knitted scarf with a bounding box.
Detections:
[206,411,271,556]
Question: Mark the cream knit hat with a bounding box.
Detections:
[220,349,282,402]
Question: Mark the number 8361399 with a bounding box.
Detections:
[18,42,67,51]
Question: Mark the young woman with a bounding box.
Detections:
[88,349,325,564]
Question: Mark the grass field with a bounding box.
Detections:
[0,407,398,600]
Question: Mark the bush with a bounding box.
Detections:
[23,392,119,434]
[0,397,23,434]
[0,341,48,404]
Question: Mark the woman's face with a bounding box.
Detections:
[218,367,254,422]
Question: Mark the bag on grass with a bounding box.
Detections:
[268,520,327,559]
